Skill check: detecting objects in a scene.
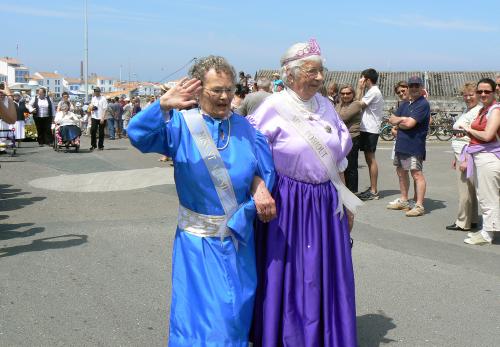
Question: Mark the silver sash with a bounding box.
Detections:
[181,108,238,237]
[178,205,231,238]
[274,93,363,216]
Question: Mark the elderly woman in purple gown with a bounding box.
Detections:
[248,39,363,347]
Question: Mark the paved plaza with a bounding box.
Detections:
[1,137,499,346]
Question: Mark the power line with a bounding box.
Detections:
[158,58,197,83]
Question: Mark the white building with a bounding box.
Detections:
[63,77,82,92]
[137,82,161,96]
[96,76,117,93]
[0,57,30,86]
[32,71,64,98]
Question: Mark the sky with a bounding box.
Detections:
[1,0,499,82]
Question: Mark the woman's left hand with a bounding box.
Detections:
[251,176,277,223]
[347,210,354,232]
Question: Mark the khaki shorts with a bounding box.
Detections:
[393,153,424,171]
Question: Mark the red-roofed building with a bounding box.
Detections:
[33,71,64,98]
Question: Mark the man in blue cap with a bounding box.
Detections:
[386,75,430,217]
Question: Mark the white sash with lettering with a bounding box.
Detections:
[274,93,363,216]
[181,108,238,237]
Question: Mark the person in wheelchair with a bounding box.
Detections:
[54,101,81,148]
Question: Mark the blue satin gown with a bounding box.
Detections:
[127,101,275,347]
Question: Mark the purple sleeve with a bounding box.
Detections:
[246,98,279,143]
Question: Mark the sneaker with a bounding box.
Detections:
[467,230,481,238]
[405,204,425,217]
[386,198,410,211]
[464,232,492,245]
[358,190,379,201]
[356,188,371,197]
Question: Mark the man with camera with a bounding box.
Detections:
[387,76,430,217]
[89,87,108,151]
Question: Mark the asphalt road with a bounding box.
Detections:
[1,137,499,347]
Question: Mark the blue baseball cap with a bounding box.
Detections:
[408,76,423,85]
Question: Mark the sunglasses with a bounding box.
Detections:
[476,90,493,95]
[397,90,406,95]
[340,92,352,95]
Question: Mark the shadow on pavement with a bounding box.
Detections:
[377,189,401,199]
[0,222,44,240]
[0,184,46,212]
[0,234,88,258]
[423,197,447,213]
[357,311,397,346]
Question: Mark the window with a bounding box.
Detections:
[15,69,29,83]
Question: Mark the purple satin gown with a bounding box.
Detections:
[247,90,357,347]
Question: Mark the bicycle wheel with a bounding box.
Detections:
[427,125,437,138]
[380,125,395,141]
[435,126,453,141]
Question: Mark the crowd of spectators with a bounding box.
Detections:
[0,69,499,245]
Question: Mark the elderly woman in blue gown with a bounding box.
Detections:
[127,56,275,346]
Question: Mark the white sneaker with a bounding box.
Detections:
[467,230,481,238]
[464,232,492,245]
[386,198,410,211]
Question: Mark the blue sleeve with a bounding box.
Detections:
[226,129,276,244]
[254,129,276,189]
[410,100,430,123]
[127,100,178,156]
[395,103,405,117]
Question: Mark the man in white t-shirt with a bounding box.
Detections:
[89,87,108,151]
[356,68,385,200]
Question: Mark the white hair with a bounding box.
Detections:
[256,78,271,90]
[279,42,324,85]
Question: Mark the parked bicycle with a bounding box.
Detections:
[380,118,395,141]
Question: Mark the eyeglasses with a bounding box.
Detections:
[300,67,325,78]
[476,90,493,95]
[203,87,236,97]
[340,91,352,96]
[408,84,421,88]
[462,94,475,98]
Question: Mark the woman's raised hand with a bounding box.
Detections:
[160,77,202,112]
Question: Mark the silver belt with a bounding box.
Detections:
[178,205,231,238]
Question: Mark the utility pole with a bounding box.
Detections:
[84,0,89,102]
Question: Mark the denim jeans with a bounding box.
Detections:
[107,118,115,139]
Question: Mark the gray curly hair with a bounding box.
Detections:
[188,56,236,85]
